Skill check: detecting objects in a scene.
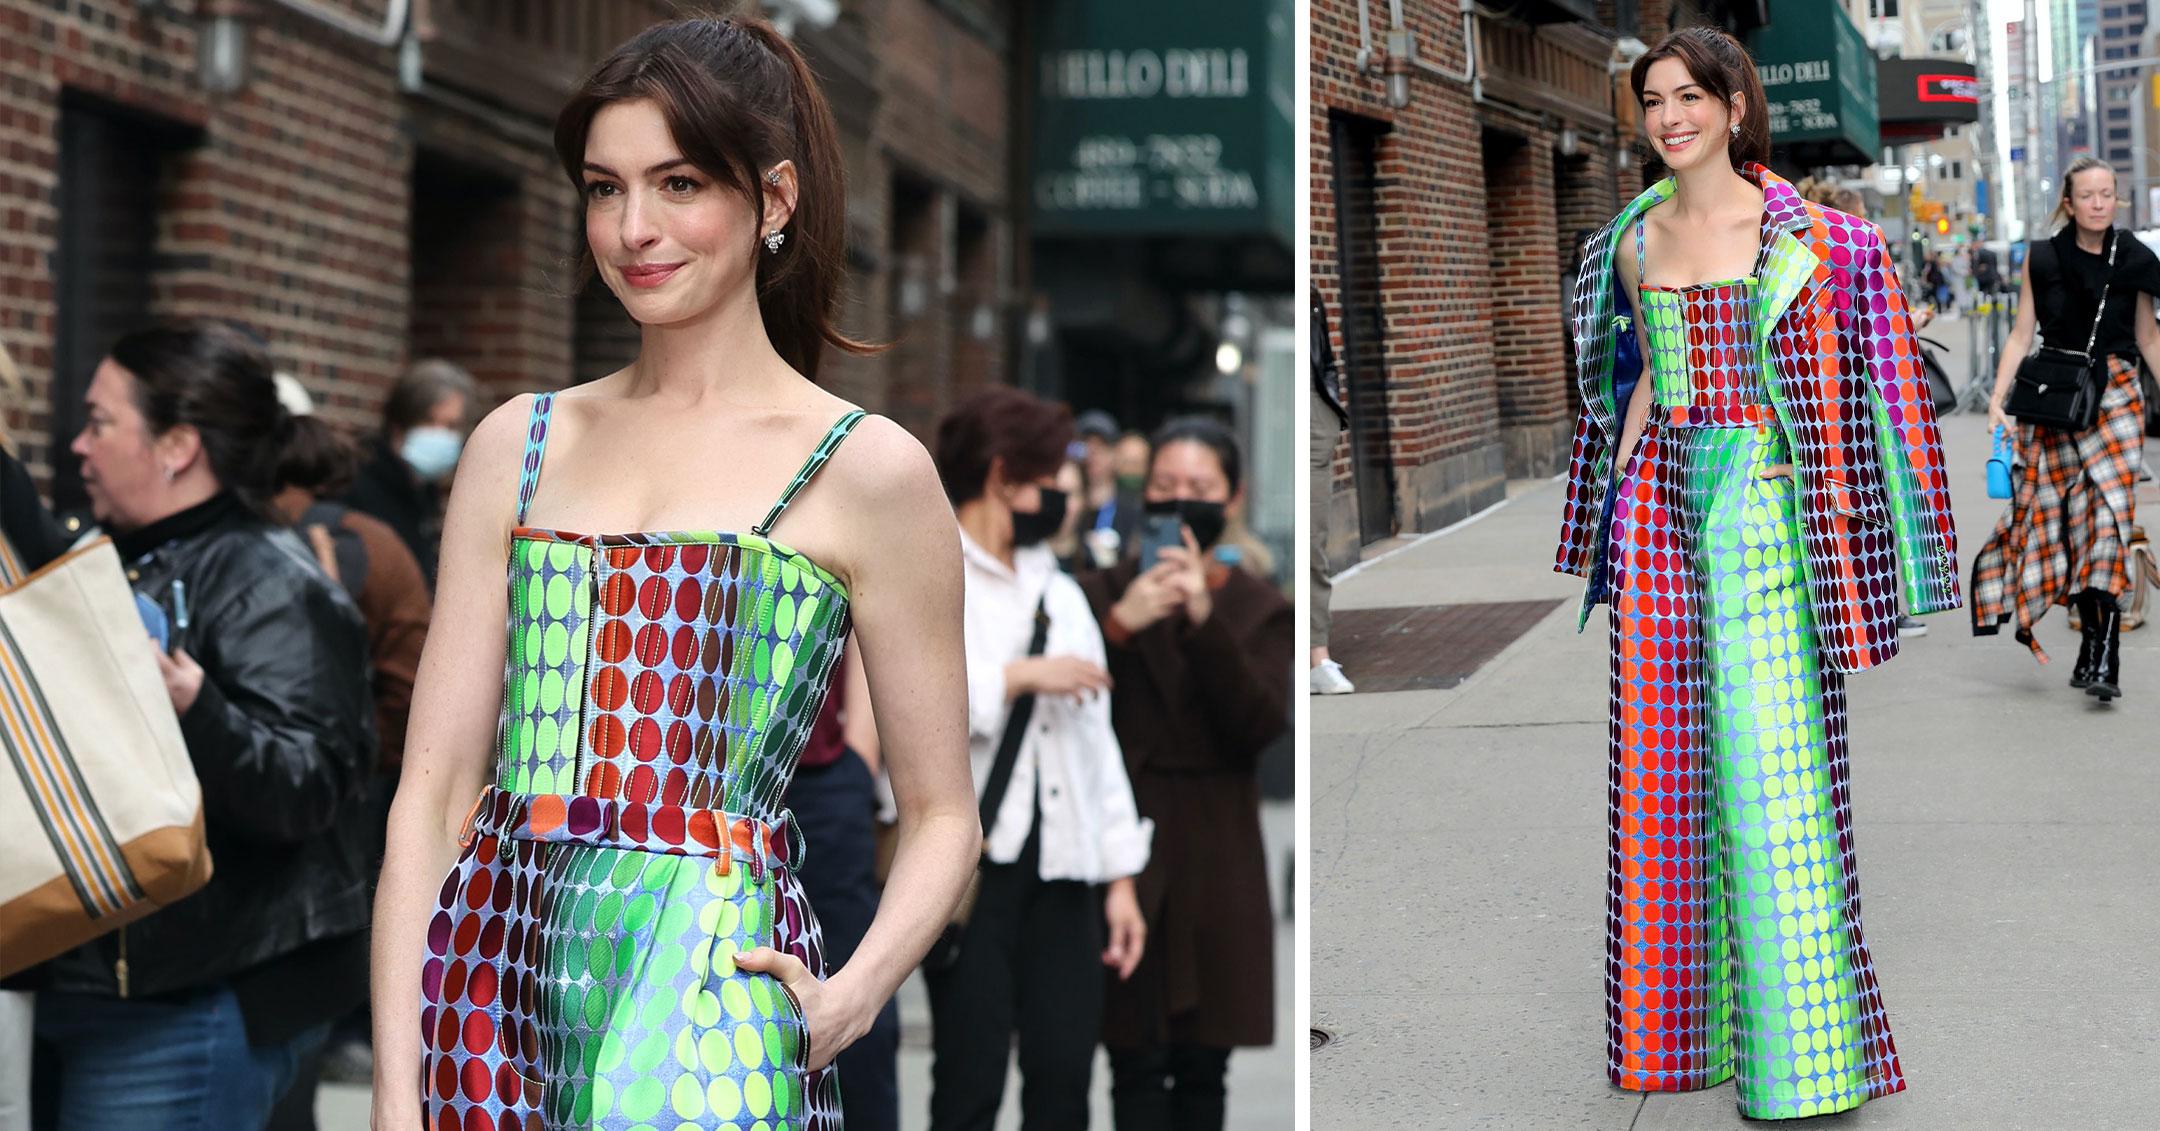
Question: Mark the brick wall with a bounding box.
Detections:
[0,0,1010,495]
[818,0,1012,442]
[1310,0,1503,561]
[0,0,429,481]
[1313,4,1690,562]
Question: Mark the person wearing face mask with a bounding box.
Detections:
[934,386,1153,1131]
[339,357,476,588]
[1078,417,1290,1131]
[1087,429,1154,562]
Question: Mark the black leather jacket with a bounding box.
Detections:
[40,494,377,1001]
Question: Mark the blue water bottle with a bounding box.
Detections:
[1986,426,2014,500]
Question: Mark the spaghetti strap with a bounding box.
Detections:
[515,392,557,527]
[753,409,868,538]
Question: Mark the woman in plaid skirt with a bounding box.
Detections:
[1978,156,2160,701]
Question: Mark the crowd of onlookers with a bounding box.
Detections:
[0,324,1286,1131]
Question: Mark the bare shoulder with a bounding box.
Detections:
[816,414,957,589]
[440,392,539,529]
[820,413,943,511]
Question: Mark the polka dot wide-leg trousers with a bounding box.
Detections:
[1604,418,1905,1119]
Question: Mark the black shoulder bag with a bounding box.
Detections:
[2010,230,2116,432]
[921,594,1051,973]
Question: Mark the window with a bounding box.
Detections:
[2111,147,2134,162]
[2105,23,2126,38]
[1868,0,1898,17]
[1951,160,1963,179]
[2110,106,2132,120]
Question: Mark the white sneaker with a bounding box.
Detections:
[1896,614,1928,637]
[1310,659,1355,695]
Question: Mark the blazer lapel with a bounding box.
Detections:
[1751,165,1827,351]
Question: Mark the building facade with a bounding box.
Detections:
[0,0,1015,507]
[1311,0,1771,562]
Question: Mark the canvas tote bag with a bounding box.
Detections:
[0,535,210,978]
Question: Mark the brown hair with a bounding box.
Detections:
[2049,155,2117,232]
[1630,27,1771,171]
[276,415,361,498]
[934,387,1074,505]
[555,14,875,381]
[110,320,295,521]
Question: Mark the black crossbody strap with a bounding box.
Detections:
[979,595,1052,833]
[2081,228,2119,361]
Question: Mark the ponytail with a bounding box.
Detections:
[556,16,879,381]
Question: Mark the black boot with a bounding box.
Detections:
[2071,590,2101,689]
[2087,593,2124,702]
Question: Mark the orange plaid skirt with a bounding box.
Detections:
[1972,357,2147,660]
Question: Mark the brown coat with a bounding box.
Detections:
[295,502,430,770]
[1079,561,1291,1049]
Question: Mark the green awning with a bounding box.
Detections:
[1746,0,1879,166]
[1030,0,1291,248]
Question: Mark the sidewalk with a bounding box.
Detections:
[1311,313,2160,1129]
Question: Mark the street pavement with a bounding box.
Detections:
[322,801,1295,1129]
[1311,310,2160,1129]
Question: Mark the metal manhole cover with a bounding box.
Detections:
[1327,600,1564,693]
[1310,1027,1334,1050]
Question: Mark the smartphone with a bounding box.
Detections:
[135,593,170,652]
[1137,512,1184,572]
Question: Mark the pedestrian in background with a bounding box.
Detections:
[935,386,1152,1131]
[32,319,376,1128]
[1080,418,1290,1131]
[1089,429,1152,556]
[260,376,433,1131]
[340,357,475,587]
[1976,155,2159,701]
[1559,28,1957,1118]
[1308,289,1354,695]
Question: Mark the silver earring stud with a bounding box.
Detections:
[163,466,176,483]
[765,169,781,186]
[764,230,786,253]
[1730,123,1739,138]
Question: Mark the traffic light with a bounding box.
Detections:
[1936,216,1950,234]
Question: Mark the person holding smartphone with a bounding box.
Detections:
[1080,418,1291,1131]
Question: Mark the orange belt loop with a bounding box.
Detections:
[455,789,489,849]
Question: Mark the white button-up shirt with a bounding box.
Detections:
[960,530,1152,883]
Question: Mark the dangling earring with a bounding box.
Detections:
[1729,122,1740,138]
[764,230,786,254]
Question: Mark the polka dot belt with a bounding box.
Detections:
[456,785,800,880]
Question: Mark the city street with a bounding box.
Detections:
[321,802,1295,1129]
[1310,312,2160,1129]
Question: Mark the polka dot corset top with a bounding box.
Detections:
[1634,220,1770,414]
[496,393,862,825]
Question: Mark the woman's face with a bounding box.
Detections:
[2067,167,2117,234]
[579,99,794,331]
[71,359,189,531]
[1640,57,1740,174]
[1144,439,1237,509]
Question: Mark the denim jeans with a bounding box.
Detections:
[32,986,330,1131]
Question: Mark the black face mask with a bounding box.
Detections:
[1011,487,1068,548]
[1143,498,1228,551]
